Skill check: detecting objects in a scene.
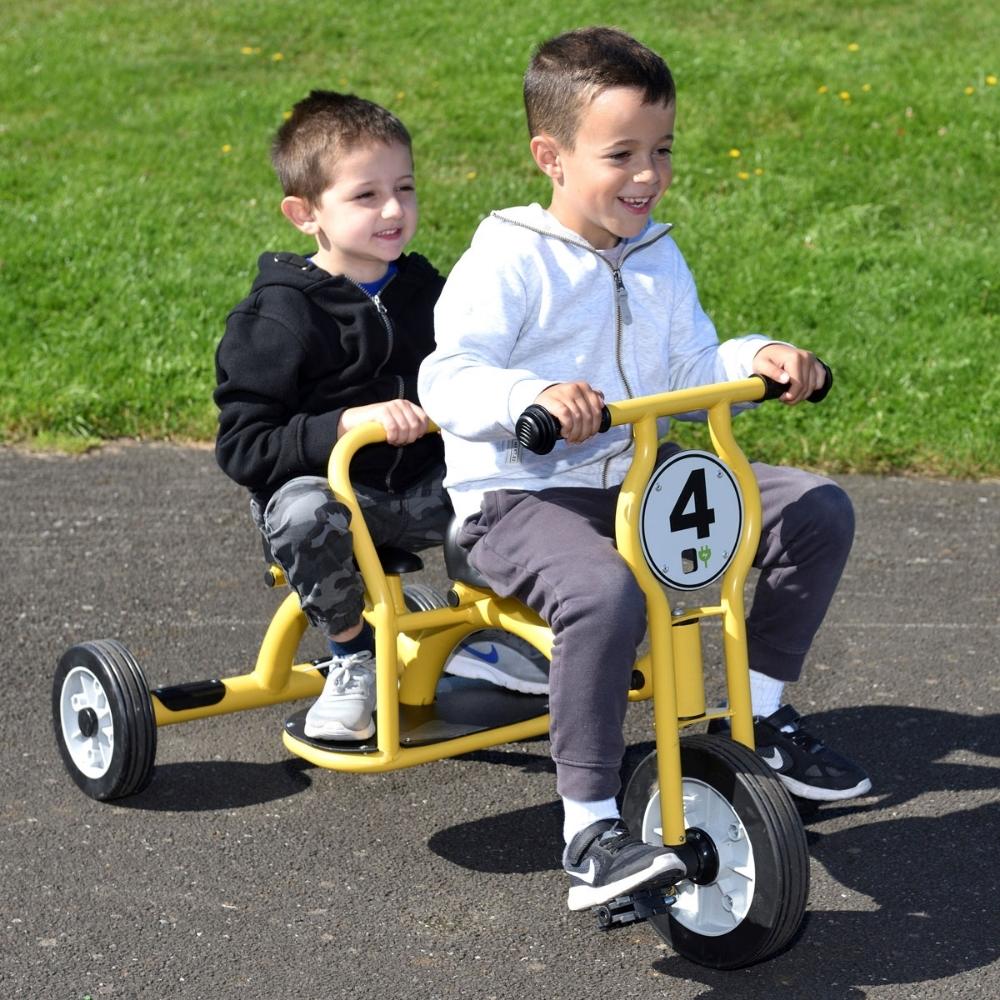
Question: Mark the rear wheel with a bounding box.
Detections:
[52,640,156,801]
[402,582,449,611]
[621,733,808,968]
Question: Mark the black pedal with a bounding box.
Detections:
[594,886,676,930]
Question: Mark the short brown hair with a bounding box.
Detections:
[524,27,675,149]
[270,90,412,203]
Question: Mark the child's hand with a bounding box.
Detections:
[533,381,606,443]
[339,400,429,445]
[752,344,827,405]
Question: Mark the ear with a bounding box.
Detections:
[280,195,320,235]
[529,134,563,182]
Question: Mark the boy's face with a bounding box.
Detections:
[535,87,675,249]
[291,140,417,282]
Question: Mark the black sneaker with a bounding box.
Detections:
[711,704,871,801]
[562,819,686,912]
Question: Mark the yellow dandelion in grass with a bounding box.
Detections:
[839,91,851,101]
[282,110,293,120]
[240,46,255,55]
[847,42,860,52]
[221,144,232,154]
[466,170,478,181]
[396,91,406,101]
[862,83,872,92]
[728,148,741,158]
[964,85,975,95]
[271,52,284,62]
[817,84,829,94]
[754,167,764,176]
[737,171,750,181]
[987,74,997,86]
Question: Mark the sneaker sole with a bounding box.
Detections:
[778,773,872,801]
[303,719,376,741]
[566,853,685,912]
[444,658,549,696]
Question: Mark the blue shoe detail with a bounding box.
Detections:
[457,641,500,664]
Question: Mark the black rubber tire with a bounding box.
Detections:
[621,733,809,969]
[52,639,157,801]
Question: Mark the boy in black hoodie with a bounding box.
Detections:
[214,91,450,741]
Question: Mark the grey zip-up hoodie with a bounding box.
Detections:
[418,204,770,520]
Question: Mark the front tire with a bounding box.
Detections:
[52,640,157,801]
[621,733,808,968]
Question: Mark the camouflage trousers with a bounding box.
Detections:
[250,464,452,637]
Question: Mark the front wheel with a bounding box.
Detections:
[621,733,808,968]
[52,640,157,801]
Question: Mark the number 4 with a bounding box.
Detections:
[669,468,716,539]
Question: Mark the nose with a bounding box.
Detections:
[633,161,658,185]
[382,196,404,220]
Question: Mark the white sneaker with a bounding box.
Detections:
[304,651,376,740]
[444,629,550,695]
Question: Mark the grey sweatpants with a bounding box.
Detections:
[251,465,452,637]
[457,454,855,801]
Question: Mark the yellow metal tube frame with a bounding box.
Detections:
[604,377,766,845]
[152,377,770,845]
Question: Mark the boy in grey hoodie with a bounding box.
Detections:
[418,27,868,912]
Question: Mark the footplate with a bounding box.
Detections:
[594,886,677,930]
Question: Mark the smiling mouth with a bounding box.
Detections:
[375,228,403,240]
[619,197,653,211]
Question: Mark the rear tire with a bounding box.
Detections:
[402,582,449,611]
[621,733,808,968]
[52,640,157,801]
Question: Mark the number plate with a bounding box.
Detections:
[638,451,744,590]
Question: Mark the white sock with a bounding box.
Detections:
[748,670,785,720]
[562,796,619,845]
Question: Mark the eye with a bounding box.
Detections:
[655,146,673,159]
[397,183,415,193]
[608,151,631,162]
[354,190,375,200]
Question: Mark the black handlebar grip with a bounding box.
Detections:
[808,360,834,403]
[759,360,833,404]
[515,404,612,455]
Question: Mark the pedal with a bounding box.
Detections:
[593,885,676,930]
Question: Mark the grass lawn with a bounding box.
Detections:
[1,0,997,475]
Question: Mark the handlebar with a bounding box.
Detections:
[515,363,833,455]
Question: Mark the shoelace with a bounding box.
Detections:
[327,663,371,694]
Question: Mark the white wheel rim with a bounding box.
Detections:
[640,777,756,936]
[59,666,115,779]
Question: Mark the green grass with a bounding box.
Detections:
[1,0,997,475]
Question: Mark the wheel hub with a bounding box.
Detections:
[77,706,99,739]
[680,826,720,886]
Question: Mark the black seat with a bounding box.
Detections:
[375,544,423,575]
[443,516,491,589]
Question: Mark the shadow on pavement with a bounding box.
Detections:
[116,757,314,811]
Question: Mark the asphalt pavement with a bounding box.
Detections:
[1,443,997,999]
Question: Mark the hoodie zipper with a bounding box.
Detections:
[493,214,672,486]
[349,274,406,493]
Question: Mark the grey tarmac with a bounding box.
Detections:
[1,444,997,999]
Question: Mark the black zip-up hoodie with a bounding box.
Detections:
[215,250,445,505]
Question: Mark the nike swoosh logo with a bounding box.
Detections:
[759,747,784,770]
[572,859,598,884]
[457,642,500,664]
